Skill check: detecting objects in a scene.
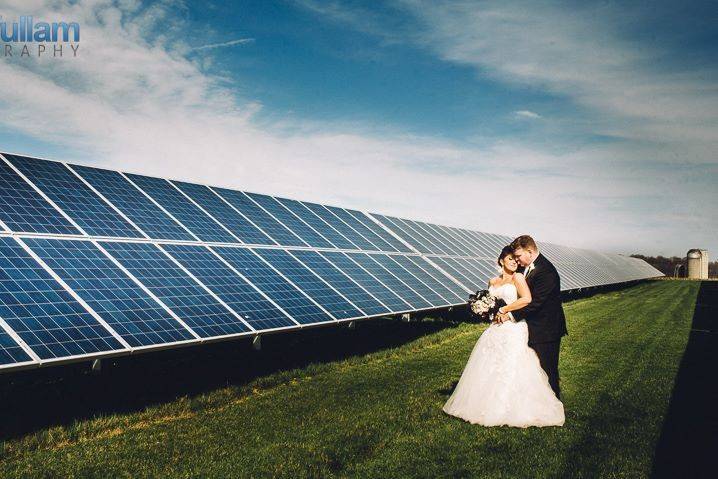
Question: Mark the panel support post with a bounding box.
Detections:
[401,313,412,322]
[252,335,262,351]
[91,359,102,374]
[347,321,356,330]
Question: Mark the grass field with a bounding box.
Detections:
[0,280,712,478]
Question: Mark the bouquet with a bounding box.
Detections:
[468,289,506,323]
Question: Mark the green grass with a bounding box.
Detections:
[0,280,700,478]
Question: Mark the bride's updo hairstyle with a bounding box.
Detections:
[497,245,514,267]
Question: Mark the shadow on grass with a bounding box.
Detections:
[559,279,651,302]
[437,380,459,397]
[651,281,717,479]
[0,317,455,441]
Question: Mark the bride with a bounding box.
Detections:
[443,246,565,427]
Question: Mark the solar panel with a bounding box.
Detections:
[213,189,307,247]
[558,270,578,290]
[386,254,463,302]
[459,230,493,257]
[171,181,275,245]
[0,155,80,235]
[343,209,413,253]
[324,206,397,252]
[450,258,489,288]
[245,193,334,248]
[457,229,488,256]
[404,219,455,255]
[464,258,498,284]
[100,241,251,338]
[0,237,124,360]
[0,151,662,374]
[126,174,238,244]
[434,226,474,255]
[254,248,363,320]
[346,253,433,309]
[274,198,358,250]
[370,254,447,306]
[473,231,500,257]
[486,233,511,250]
[428,256,481,291]
[288,250,390,316]
[23,238,196,347]
[71,165,195,241]
[318,251,413,312]
[395,217,447,254]
[213,246,334,324]
[6,154,142,238]
[403,255,469,299]
[371,214,432,254]
[422,224,466,256]
[302,202,378,251]
[421,222,468,256]
[159,244,296,331]
[0,325,32,366]
[447,228,479,256]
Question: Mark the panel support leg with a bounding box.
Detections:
[347,321,356,330]
[401,313,412,322]
[91,359,102,374]
[252,335,262,351]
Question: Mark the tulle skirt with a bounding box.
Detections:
[443,320,565,427]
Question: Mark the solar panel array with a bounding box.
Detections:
[0,152,662,372]
[369,214,662,292]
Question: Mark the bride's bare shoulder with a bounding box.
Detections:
[488,276,502,286]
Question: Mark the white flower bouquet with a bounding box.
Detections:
[468,289,507,322]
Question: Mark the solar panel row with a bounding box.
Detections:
[367,214,661,292]
[0,152,662,372]
[0,238,466,369]
[0,237,463,372]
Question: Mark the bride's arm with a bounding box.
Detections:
[498,273,532,314]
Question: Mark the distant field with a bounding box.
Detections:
[0,280,707,478]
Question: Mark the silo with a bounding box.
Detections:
[700,249,709,278]
[686,249,708,279]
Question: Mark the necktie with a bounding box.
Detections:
[525,263,533,278]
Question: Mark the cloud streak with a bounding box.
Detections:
[192,38,255,51]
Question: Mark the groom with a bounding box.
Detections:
[497,235,568,398]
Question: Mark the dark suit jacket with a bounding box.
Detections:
[512,253,568,345]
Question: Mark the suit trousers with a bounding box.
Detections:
[529,340,561,399]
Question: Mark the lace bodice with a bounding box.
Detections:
[489,283,518,305]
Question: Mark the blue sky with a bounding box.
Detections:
[186,0,580,145]
[0,0,716,257]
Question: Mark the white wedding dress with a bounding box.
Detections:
[443,283,565,427]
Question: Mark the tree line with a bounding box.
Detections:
[630,254,717,277]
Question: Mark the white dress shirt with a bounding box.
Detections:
[524,260,536,278]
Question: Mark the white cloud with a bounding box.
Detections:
[403,0,718,147]
[514,110,541,120]
[0,0,715,256]
[293,0,718,255]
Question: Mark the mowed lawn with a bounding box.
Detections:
[0,280,702,478]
